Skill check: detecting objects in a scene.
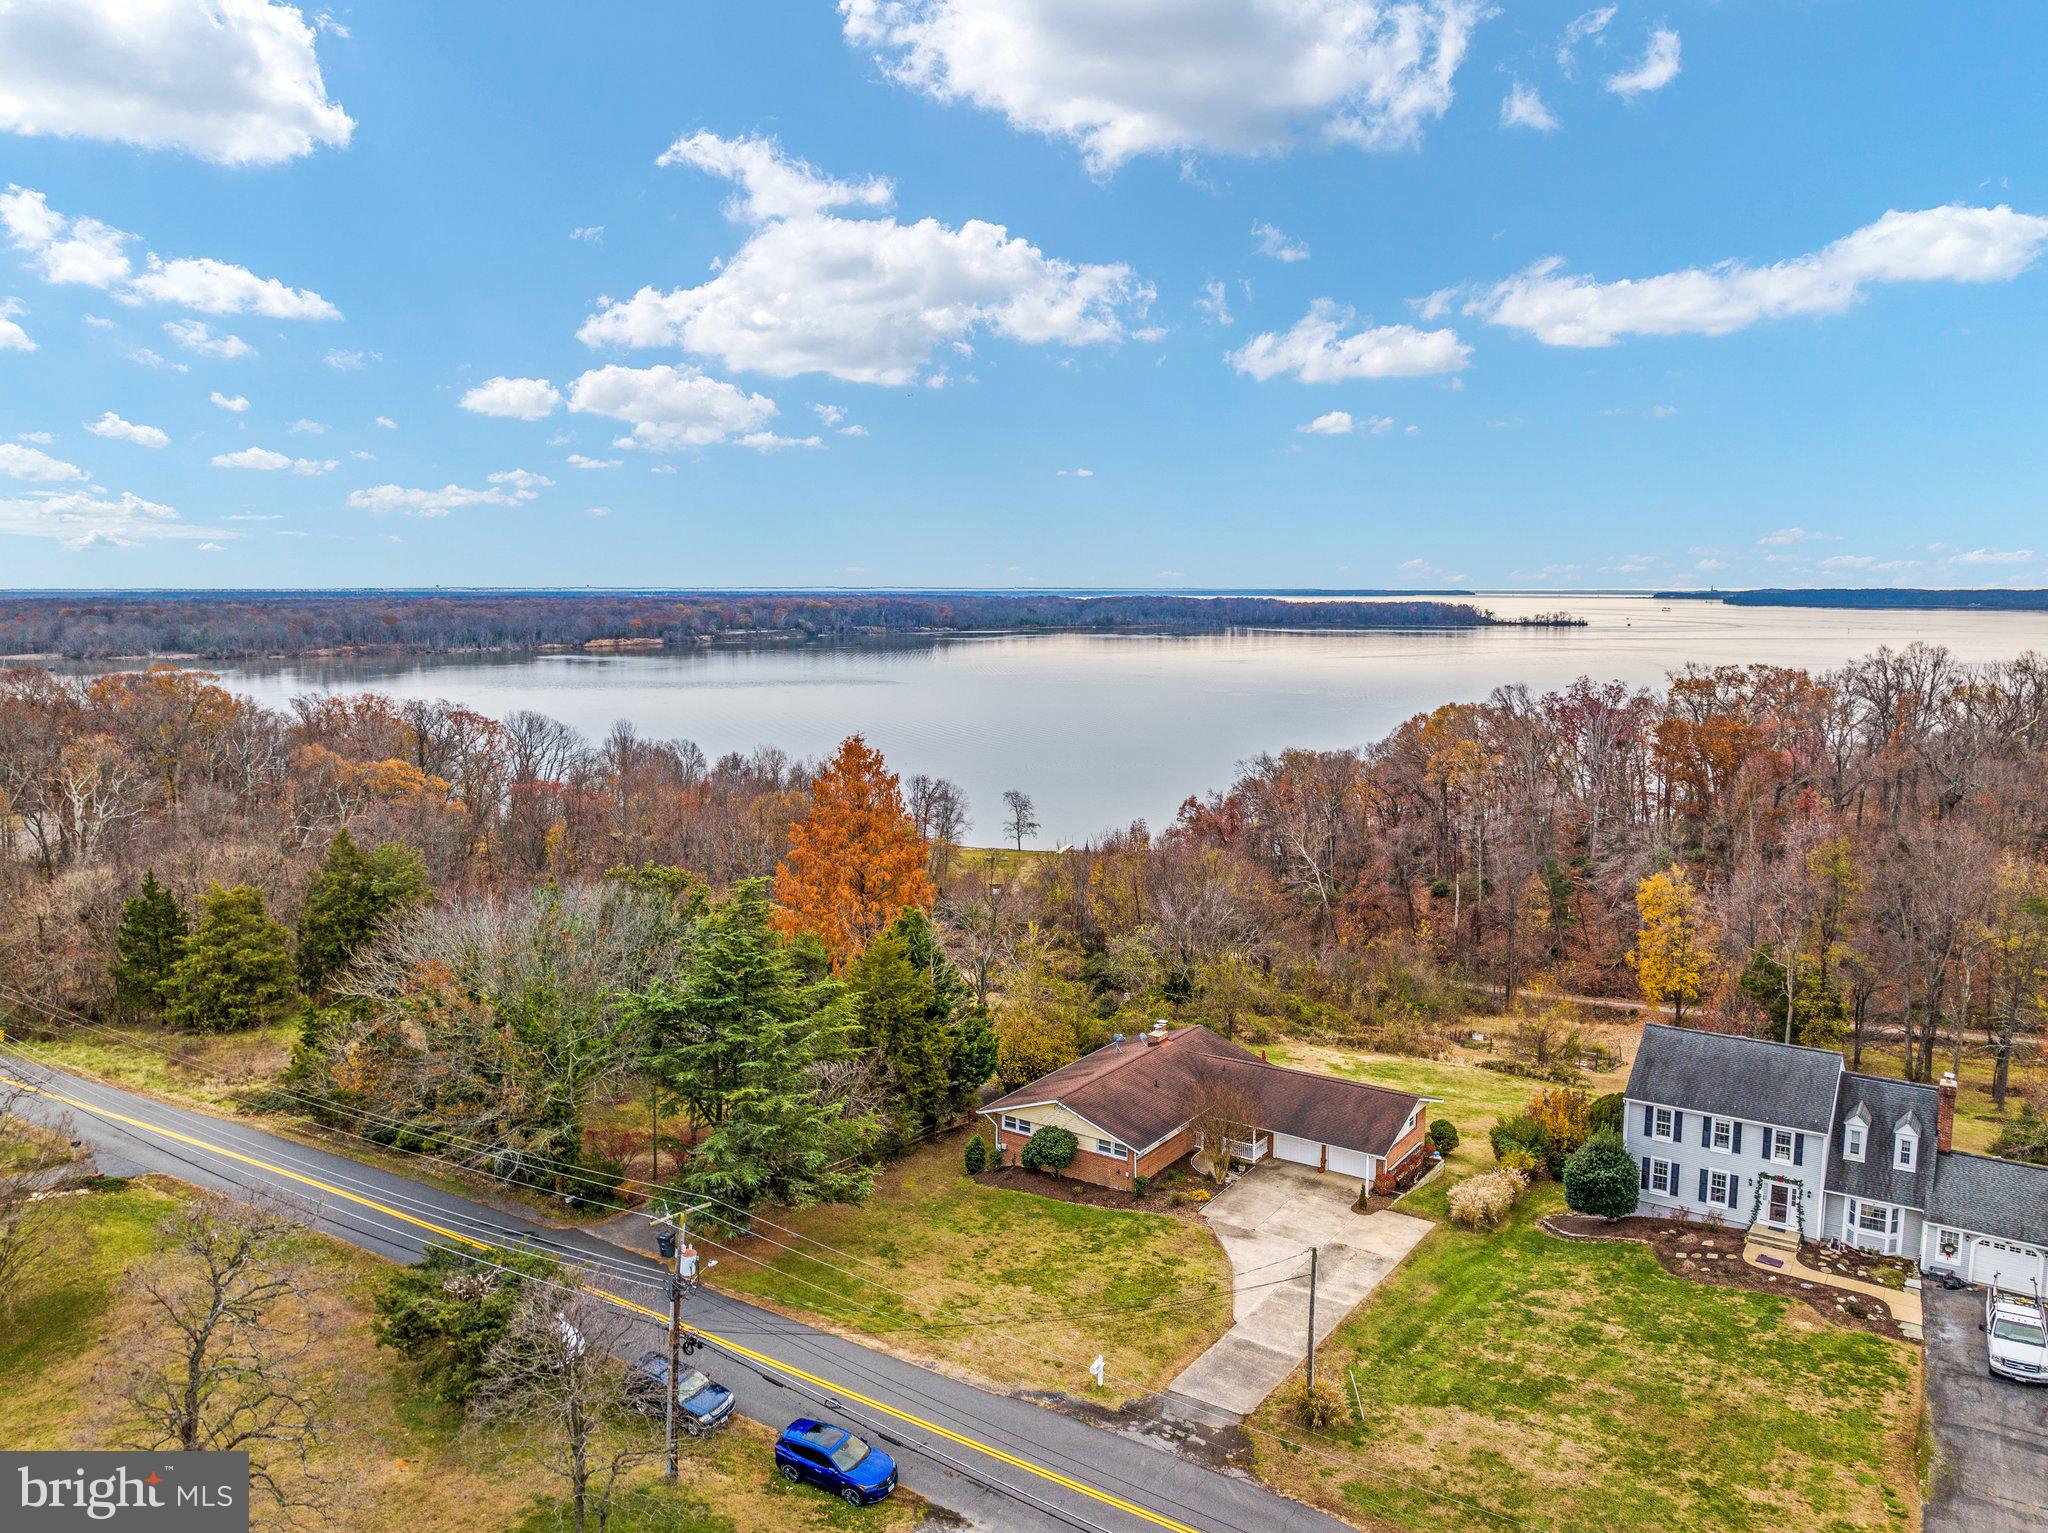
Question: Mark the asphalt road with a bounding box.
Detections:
[0,1052,1358,1533]
[1923,1283,2048,1533]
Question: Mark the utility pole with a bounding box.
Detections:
[1305,1246,1318,1393]
[654,1207,699,1483]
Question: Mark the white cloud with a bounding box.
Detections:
[585,506,611,517]
[373,415,396,429]
[657,131,895,223]
[1757,526,1833,547]
[736,431,824,452]
[127,346,186,372]
[1605,27,1681,98]
[565,453,621,469]
[1253,222,1309,263]
[16,431,52,443]
[0,295,29,351]
[0,442,85,481]
[126,255,338,318]
[288,418,324,434]
[1469,205,2048,347]
[210,445,337,475]
[2,185,338,317]
[164,318,253,358]
[1194,279,1234,326]
[1230,298,1470,381]
[580,197,1152,385]
[0,486,221,548]
[1056,467,1094,477]
[323,348,372,369]
[1501,81,1558,132]
[1946,547,2034,566]
[347,468,551,518]
[460,375,562,420]
[570,225,604,244]
[811,403,847,427]
[85,411,167,447]
[1296,410,1396,435]
[1556,7,1614,76]
[840,0,1484,171]
[0,0,351,164]
[567,363,779,450]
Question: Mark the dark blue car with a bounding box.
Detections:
[624,1350,735,1434]
[774,1418,898,1505]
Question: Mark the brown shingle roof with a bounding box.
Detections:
[983,1026,1424,1157]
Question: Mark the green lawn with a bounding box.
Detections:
[2,1178,926,1533]
[7,1017,299,1112]
[1250,1185,1921,1532]
[712,1131,1232,1404]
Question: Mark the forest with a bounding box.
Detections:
[4,638,2048,1218]
[0,590,1570,660]
[1653,587,2048,612]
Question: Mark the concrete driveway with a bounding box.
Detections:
[1924,1283,2048,1532]
[1167,1162,1432,1418]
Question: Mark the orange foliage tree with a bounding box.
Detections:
[774,736,933,967]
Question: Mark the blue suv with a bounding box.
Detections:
[774,1418,898,1505]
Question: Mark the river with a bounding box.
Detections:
[173,595,2048,844]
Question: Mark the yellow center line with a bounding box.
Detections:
[2,1072,1204,1533]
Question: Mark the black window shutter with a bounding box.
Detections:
[1642,1104,1653,1135]
[1727,1175,1740,1209]
[1793,1134,1804,1166]
[1733,1123,1743,1155]
[1640,1157,1650,1190]
[1701,1116,1710,1147]
[1697,1168,1708,1202]
[1673,1111,1685,1142]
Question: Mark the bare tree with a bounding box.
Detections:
[907,774,969,874]
[1001,788,1039,851]
[110,1194,324,1522]
[1187,1067,1263,1183]
[470,1278,652,1533]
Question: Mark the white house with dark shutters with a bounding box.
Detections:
[1623,1023,2048,1291]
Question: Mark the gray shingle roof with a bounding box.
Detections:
[1825,1074,1939,1209]
[1625,1024,1841,1134]
[1927,1151,2048,1248]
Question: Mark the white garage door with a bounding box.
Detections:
[1326,1145,1376,1180]
[1272,1133,1322,1168]
[1968,1235,2046,1291]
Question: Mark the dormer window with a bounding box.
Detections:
[1894,1126,1918,1172]
[1843,1122,1866,1162]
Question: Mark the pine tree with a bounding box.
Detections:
[845,931,950,1134]
[296,831,429,993]
[647,880,875,1217]
[167,884,296,1032]
[773,735,932,968]
[110,871,188,1018]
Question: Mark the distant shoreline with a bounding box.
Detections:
[1650,587,2048,613]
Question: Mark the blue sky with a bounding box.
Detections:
[1,2,2044,590]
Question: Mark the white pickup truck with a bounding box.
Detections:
[1984,1288,2048,1384]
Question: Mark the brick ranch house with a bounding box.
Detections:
[980,1023,1433,1195]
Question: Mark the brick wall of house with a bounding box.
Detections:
[988,1120,1196,1188]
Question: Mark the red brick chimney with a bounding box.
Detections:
[1937,1072,1957,1153]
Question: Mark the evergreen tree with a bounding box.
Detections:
[885,907,996,1110]
[110,871,188,1017]
[646,880,875,1218]
[845,931,950,1134]
[167,884,296,1032]
[296,831,429,994]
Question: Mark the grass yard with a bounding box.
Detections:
[710,1131,1232,1405]
[1250,1185,1921,1532]
[6,1017,299,1113]
[1,1177,926,1533]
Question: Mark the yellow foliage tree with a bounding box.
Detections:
[1626,864,1715,1025]
[774,735,933,968]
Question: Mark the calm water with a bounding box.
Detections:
[178,595,2048,844]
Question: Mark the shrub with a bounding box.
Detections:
[1131,1175,1150,1198]
[1498,1146,1542,1177]
[1426,1118,1460,1155]
[1587,1091,1626,1138]
[1528,1089,1594,1176]
[1562,1130,1640,1220]
[372,1246,557,1405]
[1291,1378,1349,1429]
[1489,1113,1550,1173]
[1447,1168,1528,1231]
[1021,1124,1079,1175]
[963,1133,988,1174]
